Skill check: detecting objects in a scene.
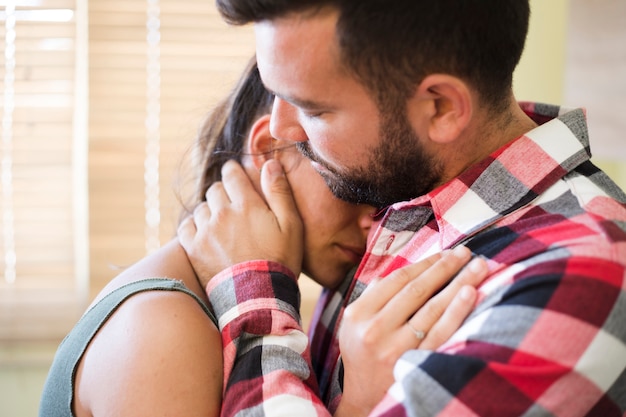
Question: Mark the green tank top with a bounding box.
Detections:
[38,278,217,417]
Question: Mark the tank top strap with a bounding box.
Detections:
[39,278,216,417]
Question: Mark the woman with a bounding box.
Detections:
[185,58,376,290]
[39,57,485,417]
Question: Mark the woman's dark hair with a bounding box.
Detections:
[216,0,530,112]
[194,56,274,202]
[177,56,273,221]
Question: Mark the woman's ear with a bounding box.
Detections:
[244,114,274,171]
[409,74,472,144]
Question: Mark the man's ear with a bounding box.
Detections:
[245,114,274,171]
[409,74,472,144]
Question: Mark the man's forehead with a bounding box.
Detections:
[255,19,338,94]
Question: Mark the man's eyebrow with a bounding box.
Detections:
[268,89,328,110]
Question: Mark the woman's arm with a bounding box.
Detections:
[73,240,223,417]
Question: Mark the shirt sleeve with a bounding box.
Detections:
[370,256,626,417]
[206,260,332,417]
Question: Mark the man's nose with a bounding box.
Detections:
[270,97,308,143]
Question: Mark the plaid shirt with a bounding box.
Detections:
[207,103,626,417]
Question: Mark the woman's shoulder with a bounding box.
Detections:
[84,275,219,363]
[73,279,222,416]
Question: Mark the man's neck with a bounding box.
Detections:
[438,95,538,187]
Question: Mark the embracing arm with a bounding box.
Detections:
[369,255,626,417]
[336,248,487,416]
[180,160,324,416]
[206,261,329,417]
[194,244,486,417]
[179,160,488,417]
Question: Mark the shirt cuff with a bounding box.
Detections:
[206,260,300,328]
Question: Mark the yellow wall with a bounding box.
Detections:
[514,0,569,104]
[514,0,626,190]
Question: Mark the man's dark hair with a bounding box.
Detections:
[216,0,530,111]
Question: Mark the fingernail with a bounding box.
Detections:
[467,256,486,273]
[264,159,284,178]
[459,285,473,300]
[452,245,469,259]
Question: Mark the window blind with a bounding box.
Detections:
[88,0,254,297]
[1,0,255,342]
[0,0,88,341]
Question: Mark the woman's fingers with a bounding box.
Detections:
[338,246,485,413]
[179,159,304,280]
[418,285,478,350]
[406,255,488,346]
[376,247,474,326]
[357,251,446,313]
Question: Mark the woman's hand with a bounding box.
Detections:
[178,159,304,288]
[336,246,488,417]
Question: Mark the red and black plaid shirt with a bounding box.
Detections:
[207,103,626,417]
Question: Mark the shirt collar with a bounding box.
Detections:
[388,102,591,248]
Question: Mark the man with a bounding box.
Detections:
[183,1,626,416]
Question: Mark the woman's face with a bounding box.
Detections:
[276,145,375,289]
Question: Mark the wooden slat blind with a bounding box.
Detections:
[1,0,255,342]
[0,0,86,341]
[88,0,254,296]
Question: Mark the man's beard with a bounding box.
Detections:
[297,112,443,209]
